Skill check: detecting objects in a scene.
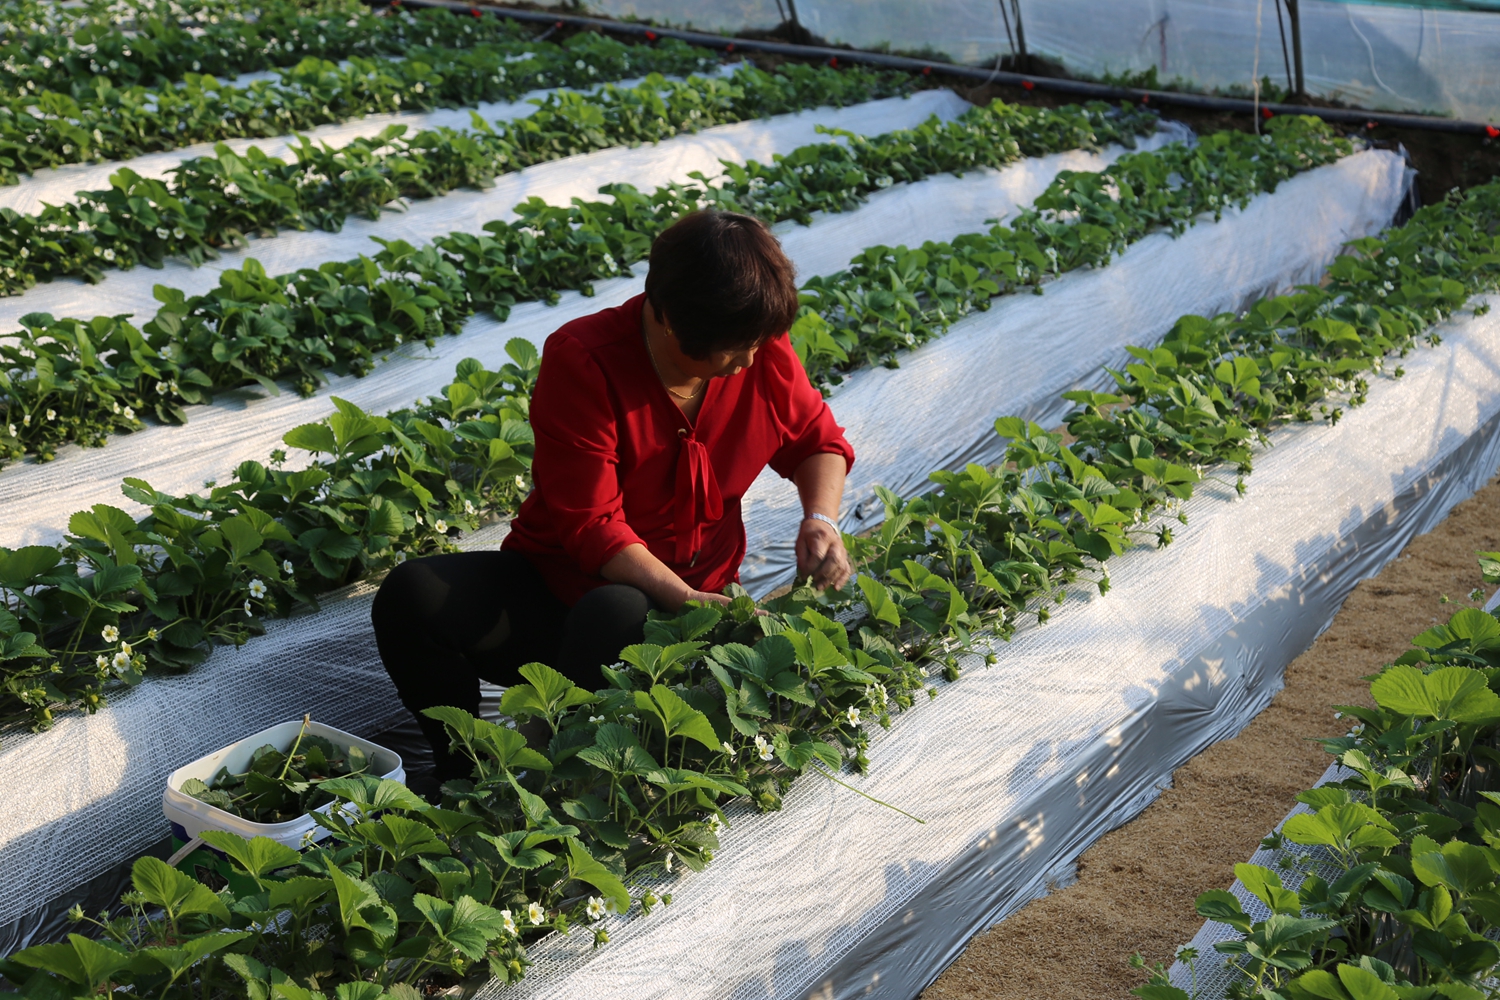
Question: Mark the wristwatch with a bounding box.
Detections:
[804,512,839,530]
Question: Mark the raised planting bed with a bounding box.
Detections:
[0,131,1400,943]
[473,295,1500,999]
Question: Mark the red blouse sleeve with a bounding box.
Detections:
[764,334,856,480]
[527,332,645,575]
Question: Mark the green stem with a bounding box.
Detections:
[809,764,925,824]
[277,714,311,782]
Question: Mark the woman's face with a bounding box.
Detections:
[667,336,763,380]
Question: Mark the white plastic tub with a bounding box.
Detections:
[161,719,405,849]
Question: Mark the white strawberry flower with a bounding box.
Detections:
[500,909,517,935]
[21,414,29,426]
[586,896,606,920]
[721,740,736,758]
[434,519,449,534]
[119,642,131,656]
[155,227,169,239]
[112,651,131,671]
[589,715,605,723]
[96,655,109,669]
[101,625,119,643]
[515,475,526,489]
[663,853,673,873]
[146,628,158,640]
[464,499,476,516]
[248,579,267,599]
[283,560,294,575]
[393,551,407,565]
[173,227,185,240]
[243,600,253,615]
[45,409,55,421]
[102,248,116,262]
[155,382,169,395]
[527,901,545,925]
[845,706,861,727]
[122,406,135,420]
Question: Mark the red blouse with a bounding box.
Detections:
[503,293,855,605]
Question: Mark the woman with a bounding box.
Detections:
[372,210,855,780]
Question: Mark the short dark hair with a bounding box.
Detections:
[643,210,799,359]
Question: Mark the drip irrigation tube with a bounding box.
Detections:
[369,0,1500,137]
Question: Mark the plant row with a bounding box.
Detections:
[0,141,1494,1000]
[0,0,524,96]
[789,115,1353,390]
[0,62,911,295]
[0,23,724,186]
[1134,584,1500,1000]
[0,96,1152,465]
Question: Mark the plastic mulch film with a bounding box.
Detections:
[0,73,662,217]
[0,90,1168,552]
[0,87,962,336]
[1165,764,1351,998]
[0,144,1416,965]
[0,96,1171,941]
[471,292,1500,1000]
[586,0,1500,123]
[738,146,1410,595]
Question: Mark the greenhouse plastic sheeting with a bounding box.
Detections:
[472,291,1500,1000]
[0,106,1177,941]
[585,0,1500,122]
[737,146,1409,594]
[0,101,1182,550]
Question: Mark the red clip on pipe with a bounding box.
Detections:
[1021,79,1034,90]
[1261,106,1274,119]
[921,66,931,75]
[726,42,736,52]
[645,29,658,40]
[828,56,839,67]
[469,6,480,16]
[1487,126,1500,139]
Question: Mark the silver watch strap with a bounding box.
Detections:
[804,512,839,530]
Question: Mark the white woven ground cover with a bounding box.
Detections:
[0,141,1408,954]
[0,102,1178,937]
[472,291,1500,1000]
[0,96,1169,550]
[737,146,1410,592]
[0,131,1392,941]
[0,80,633,217]
[0,88,964,335]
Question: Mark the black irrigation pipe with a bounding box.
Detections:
[372,0,1500,138]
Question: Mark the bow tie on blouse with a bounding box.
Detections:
[674,427,723,566]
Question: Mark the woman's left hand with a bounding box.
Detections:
[796,517,852,591]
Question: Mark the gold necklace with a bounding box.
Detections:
[643,326,704,400]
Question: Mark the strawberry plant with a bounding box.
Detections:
[0,176,1497,998]
[0,97,1155,463]
[1135,597,1500,999]
[0,0,524,94]
[0,62,914,294]
[0,9,724,185]
[792,115,1355,390]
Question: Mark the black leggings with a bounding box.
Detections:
[371,550,649,779]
